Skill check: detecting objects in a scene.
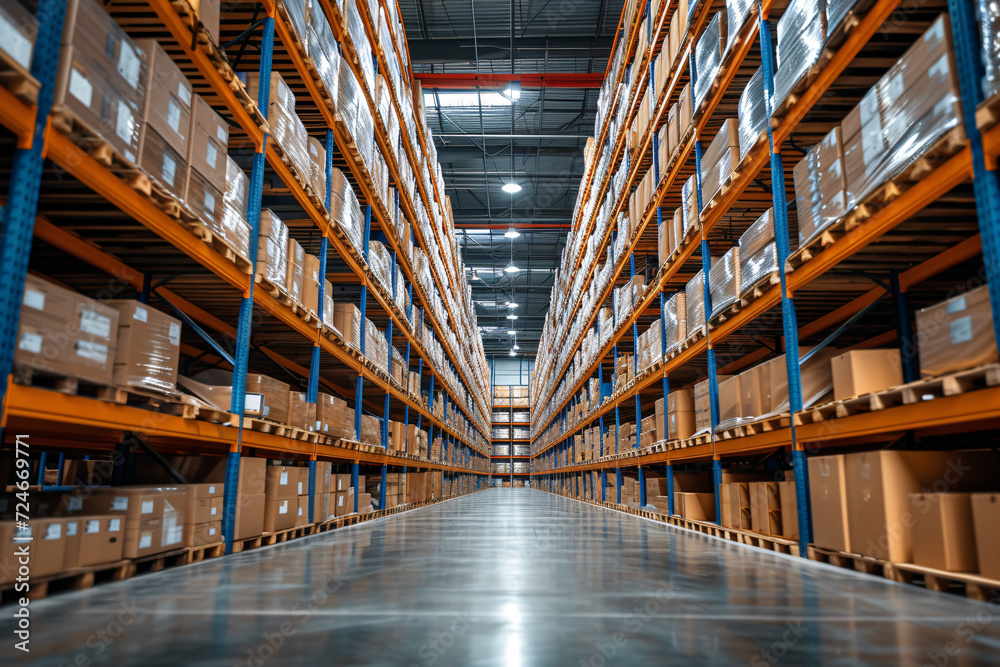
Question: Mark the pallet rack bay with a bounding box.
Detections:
[491,383,532,486]
[530,0,1000,593]
[0,0,493,571]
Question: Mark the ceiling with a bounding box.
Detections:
[398,0,625,355]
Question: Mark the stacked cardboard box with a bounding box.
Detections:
[843,15,963,210]
[772,0,826,111]
[220,157,252,260]
[245,72,311,183]
[15,274,120,386]
[693,11,727,110]
[84,487,186,558]
[313,461,332,522]
[264,464,298,532]
[0,0,35,80]
[334,302,362,348]
[134,39,189,200]
[915,285,997,377]
[699,119,740,207]
[285,238,304,304]
[830,349,902,400]
[295,469,310,527]
[738,209,777,294]
[288,391,317,431]
[258,210,289,288]
[794,127,848,247]
[316,392,357,440]
[246,374,291,424]
[708,246,740,319]
[738,68,768,160]
[185,95,230,229]
[183,483,223,547]
[109,300,181,395]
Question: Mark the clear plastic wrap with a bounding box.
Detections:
[308,0,341,103]
[738,209,777,293]
[329,167,364,250]
[135,39,191,199]
[915,285,998,378]
[826,0,863,39]
[663,292,687,354]
[681,175,699,231]
[980,0,1000,99]
[323,280,335,330]
[258,209,289,287]
[843,15,963,210]
[284,0,308,46]
[55,0,147,163]
[188,95,229,192]
[220,156,251,260]
[725,0,754,55]
[693,12,727,111]
[700,119,740,206]
[334,302,362,348]
[738,67,767,161]
[288,391,316,431]
[247,373,291,423]
[709,246,741,318]
[285,237,304,303]
[793,126,847,246]
[109,300,181,394]
[685,270,706,338]
[772,0,826,113]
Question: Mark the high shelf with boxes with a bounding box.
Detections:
[491,385,532,486]
[531,0,1000,594]
[0,0,492,588]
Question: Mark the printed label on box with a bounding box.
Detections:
[206,142,218,169]
[117,45,142,90]
[76,340,108,364]
[45,523,61,540]
[139,534,152,549]
[66,521,78,537]
[203,190,215,213]
[280,471,288,486]
[141,500,154,514]
[22,288,45,311]
[85,520,101,534]
[0,16,32,68]
[67,497,83,511]
[80,309,112,339]
[110,497,128,511]
[178,83,191,105]
[279,501,288,515]
[69,68,93,107]
[168,322,181,346]
[209,527,217,536]
[946,296,967,314]
[15,525,31,540]
[167,99,181,134]
[133,305,148,323]
[18,331,42,354]
[950,316,973,345]
[108,519,121,532]
[162,515,182,545]
[211,506,217,516]
[162,153,176,187]
[116,103,135,143]
[217,126,227,143]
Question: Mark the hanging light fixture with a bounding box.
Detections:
[506,329,517,335]
[508,349,516,356]
[501,182,521,193]
[504,225,520,238]
[506,314,518,320]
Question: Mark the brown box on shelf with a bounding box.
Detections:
[185,167,226,226]
[0,519,68,582]
[915,285,997,378]
[296,496,309,527]
[184,483,223,524]
[135,38,191,196]
[794,127,847,246]
[263,498,296,532]
[187,94,229,193]
[678,492,715,522]
[234,493,265,540]
[82,487,186,559]
[750,482,781,536]
[285,237,304,303]
[15,274,119,386]
[247,374,291,424]
[301,253,321,313]
[109,300,181,395]
[767,346,839,411]
[830,349,903,401]
[739,361,769,420]
[909,493,978,572]
[667,389,695,440]
[808,454,850,552]
[678,82,691,133]
[720,484,733,526]
[334,302,363,348]
[288,391,317,431]
[265,465,298,500]
[845,450,1000,562]
[778,481,799,541]
[63,515,124,568]
[183,520,222,547]
[55,0,147,164]
[971,494,1000,580]
[718,375,742,424]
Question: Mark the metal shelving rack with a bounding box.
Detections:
[490,368,532,486]
[529,0,1000,555]
[0,0,493,551]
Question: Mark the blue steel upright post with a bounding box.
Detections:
[0,0,66,422]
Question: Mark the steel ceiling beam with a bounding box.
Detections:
[408,37,611,63]
[415,73,604,88]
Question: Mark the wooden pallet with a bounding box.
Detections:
[184,220,254,274]
[254,272,285,299]
[161,399,232,424]
[0,48,40,104]
[1,559,131,603]
[806,545,893,577]
[976,90,1000,132]
[738,270,781,307]
[231,415,289,437]
[672,432,713,449]
[788,125,967,273]
[13,367,144,405]
[717,413,791,440]
[889,563,1000,601]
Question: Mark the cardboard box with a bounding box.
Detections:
[335,473,352,492]
[296,467,311,496]
[265,466,299,500]
[915,285,997,378]
[247,374,290,424]
[750,483,781,536]
[109,300,181,394]
[667,390,696,439]
[184,483,224,524]
[718,375,742,424]
[807,455,850,552]
[909,493,977,572]
[64,515,124,568]
[778,481,799,541]
[15,274,119,386]
[263,498,296,532]
[135,38,191,195]
[187,94,229,192]
[678,492,715,522]
[0,519,68,580]
[831,349,903,401]
[740,361,770,419]
[183,520,222,548]
[288,392,317,431]
[845,450,1000,562]
[334,491,349,516]
[286,237,304,303]
[971,494,1000,580]
[296,496,310,527]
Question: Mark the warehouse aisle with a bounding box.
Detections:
[5,488,999,665]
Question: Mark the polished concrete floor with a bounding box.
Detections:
[4,487,1000,665]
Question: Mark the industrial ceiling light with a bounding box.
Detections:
[503,263,520,273]
[504,225,520,238]
[506,314,518,320]
[501,182,521,194]
[471,269,480,281]
[513,343,520,351]
[509,349,516,356]
[503,82,521,100]
[506,302,518,308]
[507,330,517,335]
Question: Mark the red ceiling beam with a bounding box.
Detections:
[414,73,604,89]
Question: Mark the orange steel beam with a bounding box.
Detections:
[982,121,999,170]
[0,85,35,144]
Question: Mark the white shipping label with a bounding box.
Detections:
[66,521,78,537]
[950,316,973,345]
[279,501,288,515]
[216,125,227,143]
[338,496,344,507]
[209,527,217,536]
[280,471,288,485]
[859,89,879,126]
[110,497,129,511]
[298,482,304,495]
[80,308,112,338]
[205,142,218,169]
[162,515,182,545]
[162,153,176,187]
[168,322,181,346]
[0,16,32,68]
[85,520,101,534]
[860,461,870,479]
[45,523,62,540]
[167,99,181,134]
[67,497,83,511]
[133,305,148,322]
[18,331,42,354]
[117,45,141,90]
[14,525,31,540]
[925,17,944,44]
[211,507,217,516]
[69,68,94,107]
[178,83,192,105]
[116,103,135,143]
[139,534,152,549]
[76,340,108,364]
[141,500,154,514]
[208,485,216,494]
[298,506,303,516]
[930,54,949,80]
[947,296,967,314]
[203,190,216,213]
[885,73,904,102]
[22,288,45,311]
[108,519,121,532]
